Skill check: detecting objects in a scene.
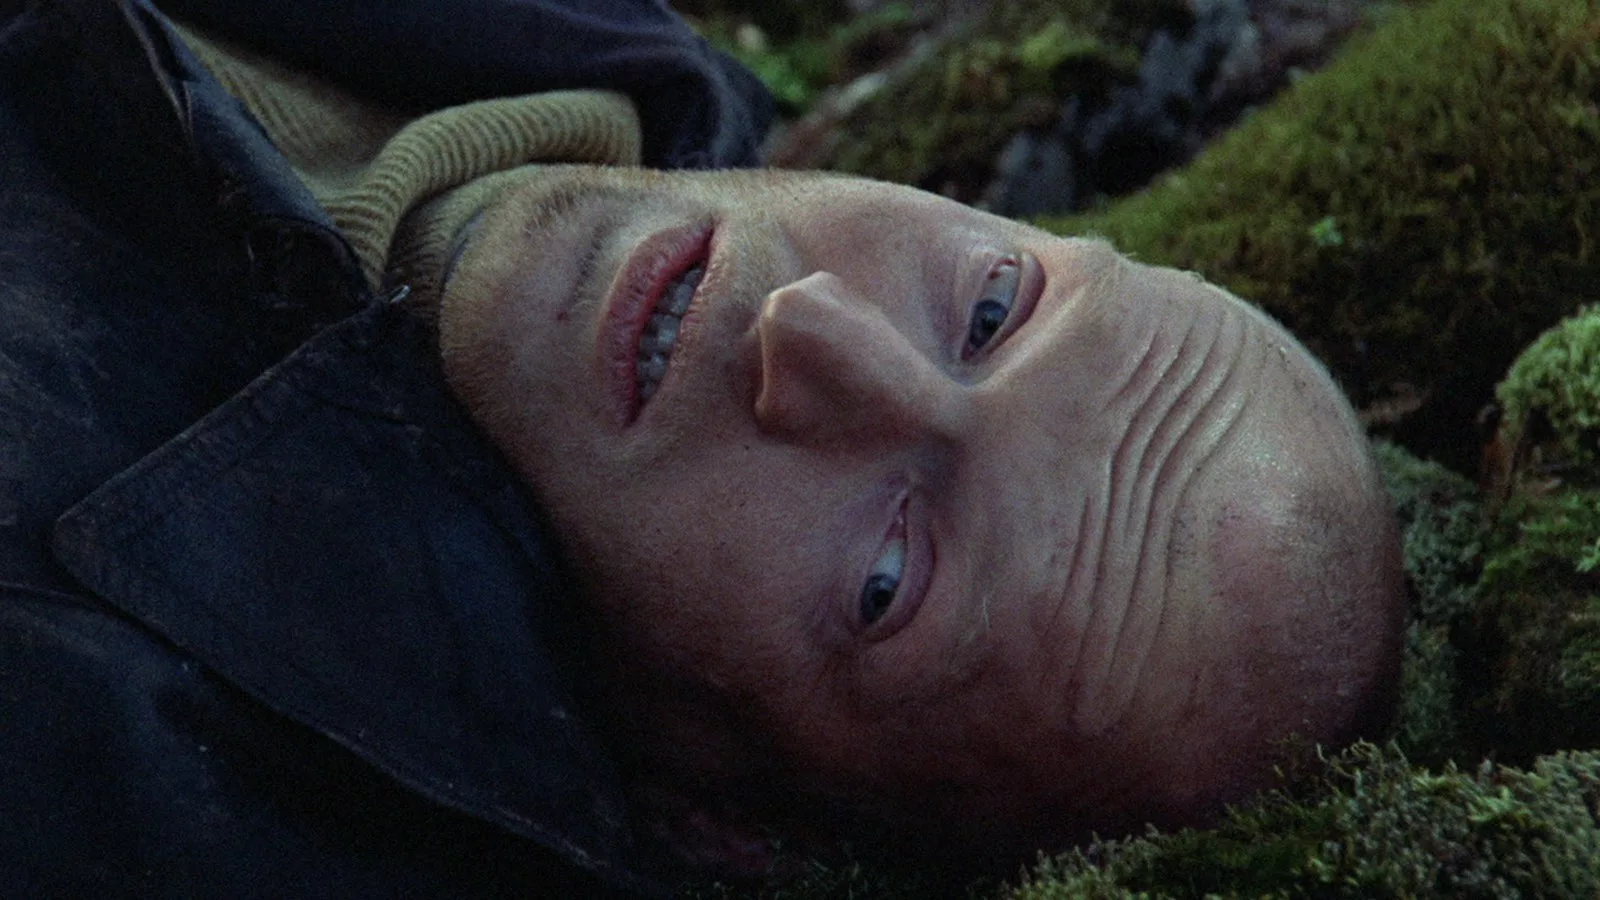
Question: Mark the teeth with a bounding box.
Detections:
[657,265,702,317]
[635,263,704,403]
[636,354,668,383]
[648,314,680,352]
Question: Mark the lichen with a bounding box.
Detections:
[1040,0,1600,470]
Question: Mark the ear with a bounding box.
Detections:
[643,789,777,878]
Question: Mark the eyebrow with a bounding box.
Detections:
[518,181,653,237]
[441,180,647,305]
[571,212,616,309]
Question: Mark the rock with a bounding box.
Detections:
[984,0,1374,217]
[982,126,1077,217]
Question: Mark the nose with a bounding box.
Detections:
[754,271,959,449]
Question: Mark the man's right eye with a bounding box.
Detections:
[963,258,1021,358]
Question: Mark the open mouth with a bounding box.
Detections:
[635,261,705,404]
[605,220,715,424]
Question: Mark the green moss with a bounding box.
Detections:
[1372,441,1485,627]
[1369,441,1485,764]
[1483,490,1600,594]
[694,3,923,113]
[1371,430,1600,765]
[1006,744,1600,899]
[702,749,1600,899]
[1458,488,1600,761]
[1497,304,1600,473]
[1041,0,1600,467]
[1454,310,1600,758]
[1396,620,1461,766]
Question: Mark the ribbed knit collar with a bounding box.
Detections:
[174,23,642,300]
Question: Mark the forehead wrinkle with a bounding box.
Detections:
[1107,309,1259,726]
[1086,274,1269,733]
[1034,492,1099,692]
[1065,272,1207,730]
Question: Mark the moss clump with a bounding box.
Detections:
[1456,488,1600,762]
[1370,441,1485,764]
[1373,441,1485,627]
[1041,0,1600,469]
[818,0,1173,195]
[1496,304,1600,475]
[1006,744,1600,899]
[1396,620,1461,766]
[1439,309,1600,763]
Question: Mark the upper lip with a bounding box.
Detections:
[600,221,715,425]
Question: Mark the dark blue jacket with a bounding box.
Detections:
[0,0,771,894]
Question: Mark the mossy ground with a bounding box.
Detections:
[686,1,927,114]
[1006,745,1600,900]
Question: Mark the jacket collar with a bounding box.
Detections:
[120,0,369,319]
[51,7,675,890]
[53,300,667,895]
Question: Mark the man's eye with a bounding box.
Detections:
[860,535,906,626]
[964,258,1021,357]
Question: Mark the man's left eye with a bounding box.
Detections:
[860,533,905,626]
[963,258,1021,358]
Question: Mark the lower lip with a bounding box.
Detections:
[600,221,714,425]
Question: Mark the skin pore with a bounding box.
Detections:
[437,165,1405,870]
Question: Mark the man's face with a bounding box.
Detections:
[440,166,1402,846]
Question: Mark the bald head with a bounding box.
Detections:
[1083,262,1405,831]
[435,164,1406,869]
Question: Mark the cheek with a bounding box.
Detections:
[955,418,1101,670]
[536,446,840,680]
